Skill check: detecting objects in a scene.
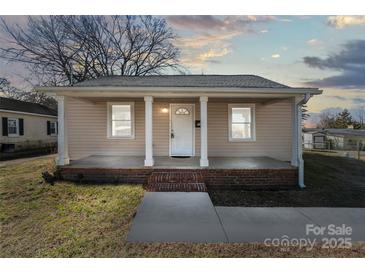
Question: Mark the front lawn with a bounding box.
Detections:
[1,155,364,257]
[210,151,365,207]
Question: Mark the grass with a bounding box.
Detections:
[1,154,364,257]
[210,151,365,207]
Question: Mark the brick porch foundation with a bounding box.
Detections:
[59,167,298,190]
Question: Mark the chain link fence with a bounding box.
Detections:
[303,138,365,161]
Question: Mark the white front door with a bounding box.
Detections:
[170,104,194,156]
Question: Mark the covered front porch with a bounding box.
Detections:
[65,155,293,169]
[59,155,298,189]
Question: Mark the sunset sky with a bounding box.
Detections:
[1,15,365,125]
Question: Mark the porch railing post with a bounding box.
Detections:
[57,95,69,166]
[144,96,154,166]
[200,96,209,167]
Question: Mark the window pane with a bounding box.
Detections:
[232,123,251,139]
[112,105,131,120]
[50,122,56,134]
[112,121,131,136]
[8,120,17,134]
[232,107,251,123]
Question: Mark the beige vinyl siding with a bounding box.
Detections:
[208,98,293,161]
[0,111,57,144]
[67,97,145,159]
[66,97,292,161]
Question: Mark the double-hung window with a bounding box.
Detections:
[8,118,19,137]
[108,102,135,138]
[50,121,57,135]
[228,104,255,141]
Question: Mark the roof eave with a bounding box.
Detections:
[35,86,323,95]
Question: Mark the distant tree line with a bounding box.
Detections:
[317,108,365,129]
[0,77,57,108]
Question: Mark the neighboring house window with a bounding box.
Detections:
[50,122,57,135]
[314,136,324,143]
[1,117,23,137]
[47,120,58,136]
[8,118,19,137]
[51,121,57,136]
[107,102,135,138]
[228,104,256,141]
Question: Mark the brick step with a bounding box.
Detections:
[145,171,207,192]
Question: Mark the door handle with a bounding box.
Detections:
[171,132,175,139]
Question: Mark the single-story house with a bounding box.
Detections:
[0,97,58,158]
[303,129,327,149]
[303,128,365,150]
[36,75,322,189]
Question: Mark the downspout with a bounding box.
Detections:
[296,93,311,188]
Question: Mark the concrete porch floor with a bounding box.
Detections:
[67,155,293,169]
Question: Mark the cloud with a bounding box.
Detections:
[307,38,324,48]
[303,40,365,88]
[167,15,275,31]
[354,97,365,104]
[329,95,347,101]
[271,54,280,58]
[182,48,231,67]
[327,16,365,29]
[260,29,268,33]
[176,32,240,49]
[278,18,292,22]
[197,48,230,62]
[167,15,276,69]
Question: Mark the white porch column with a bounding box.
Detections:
[144,96,154,166]
[291,97,299,167]
[200,96,209,167]
[291,96,305,188]
[57,96,69,166]
[297,104,305,188]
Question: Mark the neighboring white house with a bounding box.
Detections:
[303,129,327,149]
[0,97,58,157]
[36,75,322,188]
[303,128,365,150]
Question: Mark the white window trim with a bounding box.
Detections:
[107,102,135,139]
[8,117,19,137]
[50,121,58,136]
[228,103,256,142]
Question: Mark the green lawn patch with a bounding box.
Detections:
[1,155,364,257]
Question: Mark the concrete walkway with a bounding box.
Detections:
[216,207,365,242]
[127,193,365,243]
[127,192,227,242]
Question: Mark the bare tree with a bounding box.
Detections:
[317,111,336,129]
[0,16,181,86]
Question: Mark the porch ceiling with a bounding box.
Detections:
[66,156,294,170]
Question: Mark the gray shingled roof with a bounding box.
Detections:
[74,75,290,88]
[0,97,57,116]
